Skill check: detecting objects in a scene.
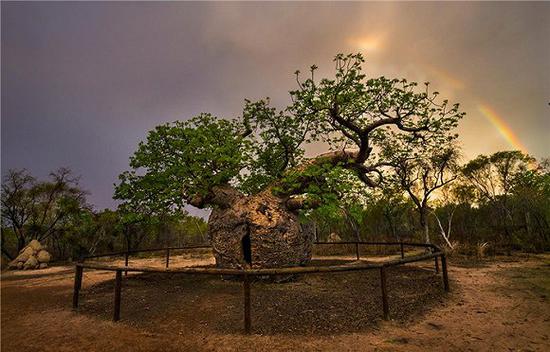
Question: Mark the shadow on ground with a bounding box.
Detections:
[77,263,447,335]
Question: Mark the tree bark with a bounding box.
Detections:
[207,188,314,269]
[420,207,430,244]
[433,211,454,249]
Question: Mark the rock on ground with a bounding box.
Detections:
[27,239,43,252]
[8,240,52,270]
[37,250,51,263]
[327,233,342,242]
[23,256,39,270]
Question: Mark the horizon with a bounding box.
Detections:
[2,2,549,211]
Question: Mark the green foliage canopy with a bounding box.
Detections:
[115,53,464,212]
[115,113,250,212]
[462,150,536,202]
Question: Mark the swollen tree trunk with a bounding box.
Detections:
[192,151,366,269]
[202,186,314,269]
[190,151,364,269]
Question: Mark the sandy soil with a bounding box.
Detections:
[1,253,549,351]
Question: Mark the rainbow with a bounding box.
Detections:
[477,104,529,155]
[420,65,530,156]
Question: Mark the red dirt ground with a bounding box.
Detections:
[1,253,549,351]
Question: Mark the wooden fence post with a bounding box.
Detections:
[380,266,389,320]
[113,270,122,321]
[400,242,405,259]
[165,248,170,268]
[355,242,360,260]
[72,265,83,310]
[124,252,129,276]
[441,254,450,292]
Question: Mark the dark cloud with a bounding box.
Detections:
[2,2,549,210]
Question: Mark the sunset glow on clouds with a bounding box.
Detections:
[348,34,386,53]
[2,2,548,208]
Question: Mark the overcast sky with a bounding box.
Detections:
[2,2,549,211]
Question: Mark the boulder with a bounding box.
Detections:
[23,255,39,270]
[39,263,48,269]
[37,250,51,263]
[15,247,34,263]
[9,240,52,270]
[327,233,342,243]
[27,239,43,252]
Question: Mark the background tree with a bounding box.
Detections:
[383,144,461,244]
[462,151,535,250]
[1,169,35,258]
[371,183,413,242]
[1,168,88,257]
[430,183,471,249]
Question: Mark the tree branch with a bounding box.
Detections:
[188,184,244,209]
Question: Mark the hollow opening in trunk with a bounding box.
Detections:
[241,233,252,265]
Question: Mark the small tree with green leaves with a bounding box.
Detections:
[1,168,89,258]
[462,150,537,250]
[383,142,461,244]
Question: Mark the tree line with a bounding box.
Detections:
[2,147,547,263]
[309,150,550,254]
[1,168,207,261]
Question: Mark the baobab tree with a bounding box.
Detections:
[115,53,464,268]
